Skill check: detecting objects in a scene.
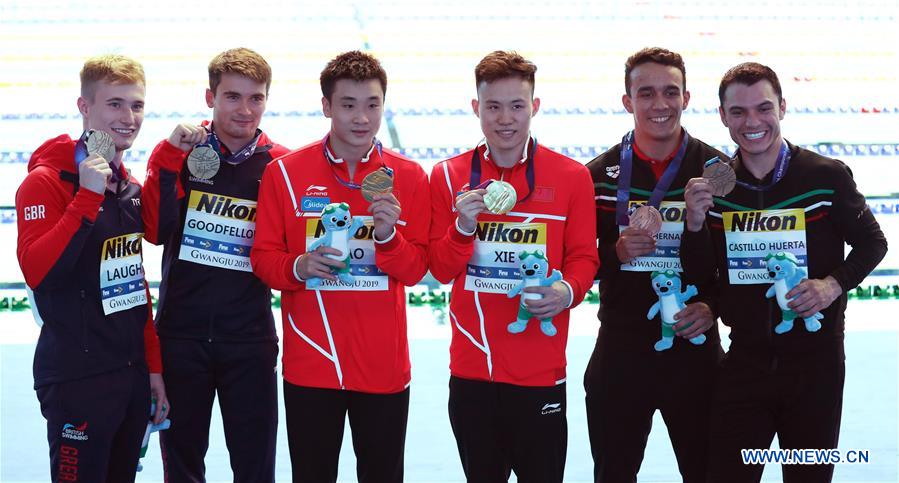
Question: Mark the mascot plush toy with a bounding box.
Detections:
[137,400,170,472]
[647,270,706,351]
[506,250,563,336]
[305,202,363,289]
[764,251,823,334]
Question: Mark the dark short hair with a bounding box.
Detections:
[718,62,782,106]
[320,51,387,101]
[474,50,537,92]
[208,47,272,94]
[624,47,686,95]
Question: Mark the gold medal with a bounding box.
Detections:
[86,129,116,163]
[361,167,394,202]
[702,158,736,196]
[483,180,517,215]
[629,205,663,236]
[187,145,220,180]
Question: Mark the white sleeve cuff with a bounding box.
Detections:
[560,280,574,308]
[373,226,397,244]
[455,218,476,236]
[293,255,306,282]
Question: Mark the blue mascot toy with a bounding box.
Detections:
[764,251,823,334]
[647,270,706,351]
[136,400,170,472]
[305,202,364,289]
[506,250,563,336]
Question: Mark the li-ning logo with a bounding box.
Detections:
[606,165,620,179]
[306,184,328,193]
[541,403,562,415]
[61,422,89,441]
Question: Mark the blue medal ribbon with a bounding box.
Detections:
[468,137,536,203]
[74,131,89,166]
[205,125,262,165]
[733,141,791,192]
[322,134,390,190]
[615,130,690,226]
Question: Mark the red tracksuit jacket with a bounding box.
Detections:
[251,138,430,393]
[429,142,598,387]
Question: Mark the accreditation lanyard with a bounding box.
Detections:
[615,130,689,226]
[205,125,262,165]
[733,142,791,192]
[469,138,536,203]
[322,134,389,190]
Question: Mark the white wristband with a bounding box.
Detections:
[560,280,574,308]
[455,218,476,236]
[374,226,397,244]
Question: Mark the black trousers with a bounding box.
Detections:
[283,381,410,483]
[159,338,279,483]
[448,376,567,483]
[706,357,845,483]
[37,365,150,483]
[584,338,720,483]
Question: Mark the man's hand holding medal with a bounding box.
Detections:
[168,123,208,152]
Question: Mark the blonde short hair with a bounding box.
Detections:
[79,54,145,101]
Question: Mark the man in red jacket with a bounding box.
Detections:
[15,54,172,483]
[142,47,289,483]
[251,50,429,483]
[428,50,598,483]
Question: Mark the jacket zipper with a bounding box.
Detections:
[80,289,89,353]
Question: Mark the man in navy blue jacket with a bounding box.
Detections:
[16,54,174,483]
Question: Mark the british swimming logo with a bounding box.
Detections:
[61,422,89,441]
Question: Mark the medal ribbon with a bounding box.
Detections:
[74,131,89,165]
[733,142,791,192]
[469,137,536,203]
[205,126,262,165]
[615,130,689,226]
[321,134,390,190]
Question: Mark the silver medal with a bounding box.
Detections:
[86,129,116,163]
[187,145,221,180]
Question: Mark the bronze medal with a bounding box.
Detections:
[702,158,736,196]
[187,145,221,180]
[86,129,116,163]
[629,205,663,236]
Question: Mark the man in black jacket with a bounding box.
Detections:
[683,62,887,483]
[585,47,724,483]
[144,48,289,483]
